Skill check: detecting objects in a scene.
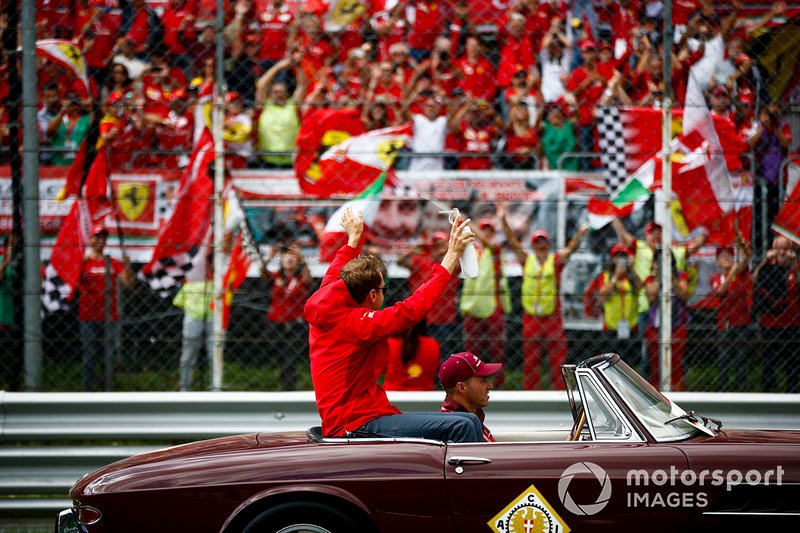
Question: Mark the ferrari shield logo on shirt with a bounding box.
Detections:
[489,484,571,533]
[117,183,149,221]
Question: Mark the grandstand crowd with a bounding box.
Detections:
[3,0,796,172]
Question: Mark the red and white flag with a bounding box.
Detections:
[35,39,94,98]
[317,123,412,195]
[295,108,365,196]
[773,160,800,245]
[139,133,215,294]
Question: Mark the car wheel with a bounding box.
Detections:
[241,501,364,533]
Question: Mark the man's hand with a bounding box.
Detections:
[440,216,475,275]
[340,206,364,248]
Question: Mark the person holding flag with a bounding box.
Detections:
[305,206,483,442]
[77,224,134,392]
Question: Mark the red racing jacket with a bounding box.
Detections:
[304,244,454,437]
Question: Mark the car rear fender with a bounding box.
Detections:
[219,483,372,533]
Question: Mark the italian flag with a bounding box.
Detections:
[318,172,387,262]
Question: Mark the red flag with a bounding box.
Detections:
[82,151,113,220]
[221,232,252,330]
[316,123,412,196]
[295,108,364,195]
[41,199,91,312]
[58,139,88,201]
[139,135,215,293]
[773,177,800,245]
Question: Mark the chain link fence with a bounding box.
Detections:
[1,0,799,393]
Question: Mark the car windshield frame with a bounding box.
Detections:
[591,356,707,442]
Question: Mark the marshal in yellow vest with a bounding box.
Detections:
[521,253,558,316]
[460,247,512,319]
[601,272,638,331]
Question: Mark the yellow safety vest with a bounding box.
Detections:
[521,253,558,316]
[632,241,686,313]
[601,272,638,331]
[460,247,511,319]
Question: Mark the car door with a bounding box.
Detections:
[444,369,691,532]
[444,440,690,533]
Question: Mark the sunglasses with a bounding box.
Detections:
[376,285,389,293]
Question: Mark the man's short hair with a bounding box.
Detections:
[340,255,387,304]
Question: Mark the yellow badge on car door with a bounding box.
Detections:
[489,484,571,533]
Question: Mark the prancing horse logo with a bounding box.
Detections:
[118,183,149,221]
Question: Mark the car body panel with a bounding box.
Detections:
[59,355,800,532]
[445,441,690,532]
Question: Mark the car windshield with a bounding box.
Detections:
[599,359,698,441]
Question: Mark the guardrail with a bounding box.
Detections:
[1,390,799,518]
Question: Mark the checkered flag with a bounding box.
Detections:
[597,106,627,195]
[41,263,74,313]
[138,137,214,297]
[138,242,206,297]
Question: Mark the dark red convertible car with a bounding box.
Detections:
[56,354,800,532]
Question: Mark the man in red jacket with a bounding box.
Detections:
[305,207,482,441]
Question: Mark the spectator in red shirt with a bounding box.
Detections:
[142,56,187,118]
[439,352,501,442]
[73,0,122,87]
[98,92,147,170]
[454,35,495,101]
[304,206,483,441]
[77,224,134,392]
[708,84,734,123]
[120,0,164,57]
[711,241,752,391]
[262,243,313,390]
[407,0,445,63]
[161,0,197,74]
[501,67,544,122]
[752,236,800,392]
[496,12,536,91]
[448,98,503,170]
[383,320,441,391]
[565,39,610,170]
[256,0,298,71]
[398,231,461,362]
[410,36,461,98]
[366,61,403,106]
[370,0,408,62]
[296,12,335,83]
[503,98,540,169]
[148,89,195,170]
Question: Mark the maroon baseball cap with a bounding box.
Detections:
[439,352,502,388]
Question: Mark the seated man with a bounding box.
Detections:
[305,207,483,442]
[439,352,501,442]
